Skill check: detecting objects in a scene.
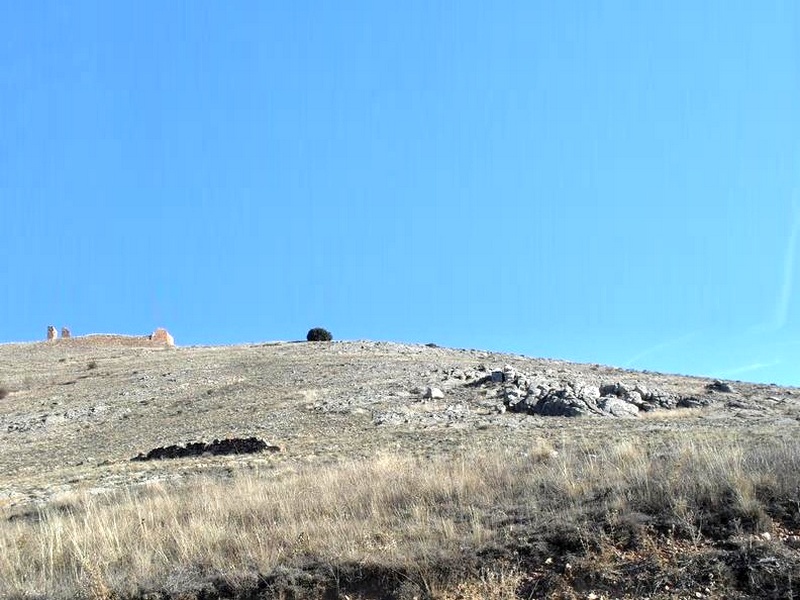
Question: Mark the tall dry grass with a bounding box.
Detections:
[1,433,798,599]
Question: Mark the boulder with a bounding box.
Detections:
[600,382,630,398]
[532,392,593,417]
[150,328,175,346]
[423,386,445,400]
[677,396,710,409]
[626,390,645,408]
[706,380,736,393]
[598,396,639,418]
[504,387,522,407]
[648,389,678,409]
[572,381,601,401]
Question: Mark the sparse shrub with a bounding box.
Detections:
[306,327,333,342]
[0,386,8,400]
[87,360,98,370]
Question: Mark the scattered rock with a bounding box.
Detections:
[132,437,280,461]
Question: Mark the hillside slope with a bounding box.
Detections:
[1,338,794,505]
[1,338,799,599]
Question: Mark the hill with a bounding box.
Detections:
[1,338,799,599]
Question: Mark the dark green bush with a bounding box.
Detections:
[306,328,333,342]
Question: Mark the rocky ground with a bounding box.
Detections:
[1,336,798,509]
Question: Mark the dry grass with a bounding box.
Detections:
[2,433,799,599]
[636,406,707,420]
[436,567,524,600]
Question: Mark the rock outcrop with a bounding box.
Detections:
[495,365,710,417]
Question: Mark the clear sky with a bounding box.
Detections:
[1,2,798,385]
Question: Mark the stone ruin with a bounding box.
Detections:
[46,326,71,340]
[150,327,175,346]
[42,326,175,346]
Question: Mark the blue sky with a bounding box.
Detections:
[1,2,798,385]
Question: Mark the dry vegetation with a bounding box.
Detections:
[1,338,799,599]
[3,435,800,599]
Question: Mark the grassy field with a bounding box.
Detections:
[4,433,800,599]
[1,339,799,598]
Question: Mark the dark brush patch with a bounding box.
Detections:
[132,437,281,461]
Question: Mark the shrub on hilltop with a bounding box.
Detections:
[306,327,333,342]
